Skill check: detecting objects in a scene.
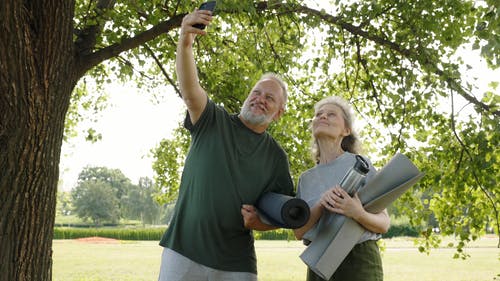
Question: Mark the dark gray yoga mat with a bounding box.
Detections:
[256,192,310,229]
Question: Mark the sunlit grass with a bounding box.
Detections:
[52,236,499,281]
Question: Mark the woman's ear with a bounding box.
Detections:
[343,127,351,137]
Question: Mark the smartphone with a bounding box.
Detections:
[193,1,217,30]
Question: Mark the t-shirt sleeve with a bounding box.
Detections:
[272,149,295,196]
[183,96,212,133]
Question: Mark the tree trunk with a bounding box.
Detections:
[0,1,79,280]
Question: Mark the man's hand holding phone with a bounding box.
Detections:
[193,1,216,30]
[178,1,216,48]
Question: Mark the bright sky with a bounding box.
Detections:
[58,84,185,191]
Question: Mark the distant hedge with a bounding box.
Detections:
[384,224,420,238]
[254,228,295,240]
[54,227,166,240]
[53,227,295,241]
[54,223,420,241]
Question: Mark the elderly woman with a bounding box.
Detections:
[294,96,390,281]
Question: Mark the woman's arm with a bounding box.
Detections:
[293,202,324,240]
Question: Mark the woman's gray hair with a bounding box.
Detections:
[311,96,361,163]
[258,72,288,107]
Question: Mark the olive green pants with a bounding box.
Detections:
[306,240,383,281]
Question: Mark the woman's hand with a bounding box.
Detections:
[320,186,364,220]
[320,186,391,234]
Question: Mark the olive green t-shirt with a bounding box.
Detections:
[159,99,294,274]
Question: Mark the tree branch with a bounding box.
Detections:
[77,13,185,75]
[356,38,385,122]
[143,43,181,98]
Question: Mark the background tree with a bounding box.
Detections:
[121,184,143,221]
[77,166,133,201]
[0,1,498,280]
[71,179,120,226]
[151,126,190,203]
[121,177,162,225]
[56,191,73,217]
[138,177,163,225]
[76,166,139,220]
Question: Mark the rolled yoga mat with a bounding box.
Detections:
[256,192,310,229]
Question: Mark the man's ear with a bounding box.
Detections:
[273,107,285,121]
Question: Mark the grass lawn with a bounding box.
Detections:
[52,235,499,281]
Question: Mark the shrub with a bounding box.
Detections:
[254,229,296,240]
[54,227,166,240]
[383,224,420,238]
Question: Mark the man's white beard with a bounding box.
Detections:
[240,103,273,125]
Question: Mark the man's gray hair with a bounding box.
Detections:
[258,72,288,107]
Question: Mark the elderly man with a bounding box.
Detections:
[158,7,295,281]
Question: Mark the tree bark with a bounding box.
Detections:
[0,1,78,280]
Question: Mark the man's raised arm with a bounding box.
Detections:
[176,9,213,124]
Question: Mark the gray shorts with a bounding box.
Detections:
[158,247,258,281]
